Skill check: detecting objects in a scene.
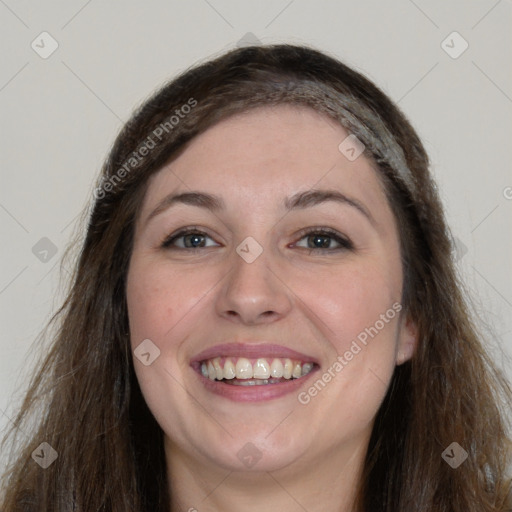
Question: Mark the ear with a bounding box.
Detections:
[396,312,418,365]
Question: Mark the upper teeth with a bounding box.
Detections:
[200,357,314,381]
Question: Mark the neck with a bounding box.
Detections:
[165,434,369,512]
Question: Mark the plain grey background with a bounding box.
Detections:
[1,0,511,443]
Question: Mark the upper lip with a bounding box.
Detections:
[191,342,319,364]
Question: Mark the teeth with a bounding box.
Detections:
[270,359,284,378]
[232,379,267,386]
[283,359,293,379]
[200,356,314,382]
[212,357,223,380]
[235,358,253,379]
[223,358,236,379]
[301,362,314,376]
[207,360,216,380]
[229,378,281,386]
[253,358,270,379]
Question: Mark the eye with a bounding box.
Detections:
[161,227,219,250]
[293,228,353,253]
[161,226,353,253]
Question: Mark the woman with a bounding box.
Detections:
[1,43,511,511]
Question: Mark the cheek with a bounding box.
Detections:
[126,257,213,344]
[125,258,207,435]
[294,263,402,435]
[302,258,402,350]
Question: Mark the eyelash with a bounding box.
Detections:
[160,226,354,254]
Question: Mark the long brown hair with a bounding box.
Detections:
[1,44,511,511]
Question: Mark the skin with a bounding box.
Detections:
[126,105,418,512]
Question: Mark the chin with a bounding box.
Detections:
[199,430,311,473]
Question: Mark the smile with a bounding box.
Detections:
[190,342,319,401]
[200,356,315,385]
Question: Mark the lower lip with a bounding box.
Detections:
[193,368,319,402]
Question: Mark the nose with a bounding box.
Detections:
[215,245,293,325]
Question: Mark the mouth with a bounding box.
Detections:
[190,343,319,401]
[199,356,315,385]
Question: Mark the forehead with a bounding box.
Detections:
[139,105,392,225]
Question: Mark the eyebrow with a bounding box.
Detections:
[144,189,376,227]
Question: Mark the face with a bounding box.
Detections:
[126,105,417,475]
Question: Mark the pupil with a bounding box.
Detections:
[310,235,329,248]
[186,234,204,247]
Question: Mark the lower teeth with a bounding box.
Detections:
[224,377,294,386]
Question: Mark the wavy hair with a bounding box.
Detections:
[1,44,511,511]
